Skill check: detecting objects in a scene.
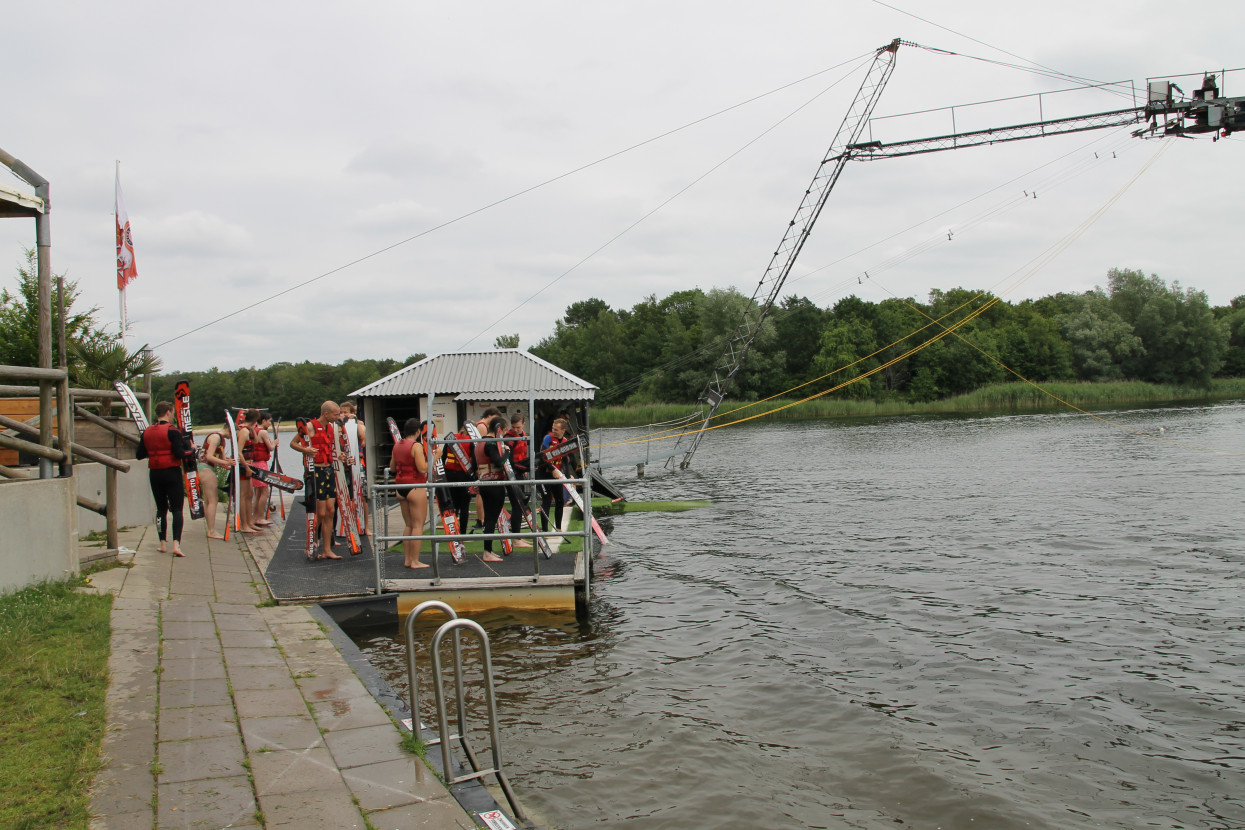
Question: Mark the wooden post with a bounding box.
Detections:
[106,466,119,552]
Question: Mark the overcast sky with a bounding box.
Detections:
[4,1,1242,377]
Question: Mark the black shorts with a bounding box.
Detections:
[313,465,337,500]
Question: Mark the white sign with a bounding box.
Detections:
[477,809,516,830]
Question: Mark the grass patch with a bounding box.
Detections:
[399,731,428,759]
[592,378,1245,426]
[0,579,112,829]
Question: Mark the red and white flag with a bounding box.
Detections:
[115,170,138,290]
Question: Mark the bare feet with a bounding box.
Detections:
[482,553,504,563]
[405,562,431,569]
[256,520,273,527]
[207,533,225,540]
[319,552,343,560]
[172,547,185,558]
[158,541,167,553]
[240,528,261,534]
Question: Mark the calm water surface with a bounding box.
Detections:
[354,403,1245,829]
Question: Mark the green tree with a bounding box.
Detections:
[811,317,879,398]
[1107,268,1227,386]
[1214,296,1245,377]
[493,333,520,349]
[0,248,108,368]
[1056,290,1142,381]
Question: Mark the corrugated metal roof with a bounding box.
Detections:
[351,350,597,400]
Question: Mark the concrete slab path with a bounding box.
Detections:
[82,518,478,830]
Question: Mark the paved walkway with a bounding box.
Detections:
[82,519,478,830]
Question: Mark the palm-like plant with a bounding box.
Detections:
[68,338,163,415]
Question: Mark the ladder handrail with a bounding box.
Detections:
[430,617,526,822]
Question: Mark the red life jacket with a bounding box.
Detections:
[443,432,474,474]
[309,419,335,465]
[392,437,427,484]
[143,422,180,470]
[250,428,271,463]
[504,428,529,467]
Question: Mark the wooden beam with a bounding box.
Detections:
[74,404,140,445]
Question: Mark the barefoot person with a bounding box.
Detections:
[198,428,235,539]
[291,401,344,560]
[235,409,262,533]
[474,414,509,563]
[136,401,196,557]
[249,411,277,527]
[391,418,431,569]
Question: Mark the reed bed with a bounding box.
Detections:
[592,379,1245,428]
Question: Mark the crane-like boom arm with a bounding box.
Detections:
[669,38,905,470]
[845,75,1245,161]
[671,56,1241,471]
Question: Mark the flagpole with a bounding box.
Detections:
[115,161,138,352]
[116,161,127,351]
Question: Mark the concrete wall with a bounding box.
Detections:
[0,476,77,594]
[75,458,156,536]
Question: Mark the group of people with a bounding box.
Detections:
[137,394,574,570]
[389,408,575,569]
[137,403,281,556]
[288,400,369,561]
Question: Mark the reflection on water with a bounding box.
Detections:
[354,402,1245,829]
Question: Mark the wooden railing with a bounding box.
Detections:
[1,364,146,555]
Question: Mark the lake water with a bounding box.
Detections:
[353,402,1245,829]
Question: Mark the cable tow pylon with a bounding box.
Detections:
[669,38,905,470]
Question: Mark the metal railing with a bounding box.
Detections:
[368,391,595,588]
[404,600,525,822]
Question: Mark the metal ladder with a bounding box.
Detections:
[404,601,526,823]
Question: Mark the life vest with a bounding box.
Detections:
[250,428,271,463]
[442,432,474,474]
[543,434,567,470]
[504,428,529,468]
[143,422,180,470]
[392,437,427,484]
[240,426,256,460]
[308,419,335,465]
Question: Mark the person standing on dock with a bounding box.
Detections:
[249,411,276,527]
[441,424,476,540]
[504,412,534,549]
[198,429,235,539]
[235,409,262,534]
[136,401,196,557]
[340,401,369,537]
[539,417,569,533]
[474,415,509,563]
[391,418,431,570]
[291,401,344,560]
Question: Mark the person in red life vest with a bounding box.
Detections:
[469,407,503,531]
[198,429,235,539]
[391,418,431,569]
[135,401,197,557]
[234,409,262,534]
[290,400,346,560]
[248,410,277,528]
[539,417,570,533]
[440,424,476,541]
[474,415,508,563]
[503,412,534,549]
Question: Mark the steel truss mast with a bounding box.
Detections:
[670,46,1243,470]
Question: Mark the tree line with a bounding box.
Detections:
[149,357,424,427]
[529,268,1244,404]
[6,245,1242,420]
